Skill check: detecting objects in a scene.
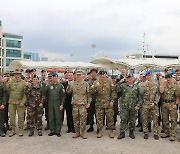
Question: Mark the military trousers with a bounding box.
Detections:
[28,103,43,130]
[0,109,5,132]
[120,108,137,133]
[72,105,87,133]
[87,101,95,126]
[142,105,159,135]
[162,102,177,136]
[48,102,63,134]
[9,104,25,130]
[96,107,114,130]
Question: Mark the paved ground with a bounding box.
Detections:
[0,117,179,154]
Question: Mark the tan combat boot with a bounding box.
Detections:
[9,129,16,137]
[19,129,24,137]
[97,130,103,138]
[109,130,115,138]
[38,130,43,136]
[72,132,80,138]
[81,131,87,139]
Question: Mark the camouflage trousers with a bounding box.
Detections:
[72,105,87,133]
[28,103,43,130]
[96,107,114,130]
[9,104,25,130]
[120,108,137,133]
[162,102,177,136]
[142,105,159,135]
[26,105,31,127]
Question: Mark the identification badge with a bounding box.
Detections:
[50,86,54,89]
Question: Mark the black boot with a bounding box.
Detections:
[117,132,125,140]
[148,123,151,132]
[129,130,135,139]
[87,125,94,132]
[66,128,71,133]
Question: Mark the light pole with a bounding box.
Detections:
[91,44,96,60]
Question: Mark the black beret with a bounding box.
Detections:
[165,73,172,78]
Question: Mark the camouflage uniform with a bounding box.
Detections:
[24,77,32,130]
[6,79,26,132]
[25,84,43,133]
[0,83,6,136]
[67,80,91,136]
[161,83,180,137]
[139,82,160,136]
[91,78,116,133]
[115,82,139,133]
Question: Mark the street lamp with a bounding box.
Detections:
[91,44,96,60]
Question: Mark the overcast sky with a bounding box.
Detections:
[1,0,180,61]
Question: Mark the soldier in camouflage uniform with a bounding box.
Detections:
[5,69,26,137]
[91,70,116,138]
[25,75,43,136]
[0,81,6,137]
[139,71,160,140]
[160,73,180,141]
[24,68,32,130]
[67,70,91,139]
[115,74,139,139]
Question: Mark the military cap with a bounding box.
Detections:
[51,72,58,77]
[165,73,172,78]
[76,70,83,75]
[48,72,53,77]
[25,68,31,73]
[31,68,36,72]
[99,70,106,75]
[126,74,134,78]
[111,75,116,79]
[13,68,22,74]
[145,70,152,76]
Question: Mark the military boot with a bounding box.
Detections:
[28,130,34,137]
[97,130,103,138]
[109,130,115,138]
[169,136,175,142]
[144,134,149,139]
[81,131,87,139]
[38,130,43,136]
[8,129,16,137]
[72,132,80,138]
[129,130,135,139]
[87,125,94,132]
[19,129,24,137]
[117,132,125,140]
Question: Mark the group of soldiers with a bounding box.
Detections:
[0,67,179,142]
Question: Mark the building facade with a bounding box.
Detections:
[0,20,23,72]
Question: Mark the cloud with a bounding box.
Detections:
[1,0,180,61]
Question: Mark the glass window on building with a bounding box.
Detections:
[6,49,21,57]
[6,39,22,48]
[6,59,14,66]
